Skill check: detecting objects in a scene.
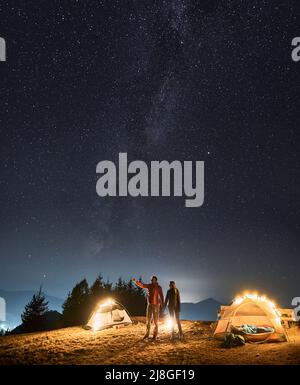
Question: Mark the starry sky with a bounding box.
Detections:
[0,0,299,305]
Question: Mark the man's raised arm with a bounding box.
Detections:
[132,279,149,289]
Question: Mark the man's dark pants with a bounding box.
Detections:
[146,303,160,337]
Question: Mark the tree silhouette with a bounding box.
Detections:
[62,275,147,327]
[88,274,107,318]
[21,287,49,332]
[90,274,105,300]
[113,276,146,316]
[62,279,90,326]
[103,278,113,294]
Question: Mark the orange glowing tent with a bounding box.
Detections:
[213,294,291,342]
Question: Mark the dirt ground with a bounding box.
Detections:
[0,318,299,365]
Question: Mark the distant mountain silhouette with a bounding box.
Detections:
[181,298,222,321]
[0,289,63,330]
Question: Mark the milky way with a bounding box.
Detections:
[0,1,299,305]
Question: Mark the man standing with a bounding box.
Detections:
[164,281,183,340]
[132,276,164,340]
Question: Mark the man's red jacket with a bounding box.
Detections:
[135,281,164,306]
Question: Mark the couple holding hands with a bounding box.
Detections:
[132,276,183,340]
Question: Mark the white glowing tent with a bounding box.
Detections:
[213,294,288,342]
[86,299,132,331]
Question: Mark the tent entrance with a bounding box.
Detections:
[86,299,132,331]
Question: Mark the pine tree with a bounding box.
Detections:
[113,276,147,316]
[89,274,106,312]
[21,287,49,332]
[103,278,113,294]
[90,274,105,300]
[132,276,147,316]
[115,276,126,293]
[62,279,90,326]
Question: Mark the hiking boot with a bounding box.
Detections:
[142,333,149,340]
[152,330,158,340]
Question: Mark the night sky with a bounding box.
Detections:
[0,1,299,306]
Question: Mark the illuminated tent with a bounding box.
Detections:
[213,294,288,342]
[86,299,132,331]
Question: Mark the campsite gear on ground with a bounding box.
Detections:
[280,308,297,329]
[113,324,125,329]
[222,332,245,348]
[86,299,132,331]
[133,278,164,339]
[214,294,290,342]
[230,325,275,344]
[164,281,183,340]
[237,324,274,334]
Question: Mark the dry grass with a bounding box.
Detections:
[0,319,299,365]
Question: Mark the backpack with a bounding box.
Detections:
[222,332,245,348]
